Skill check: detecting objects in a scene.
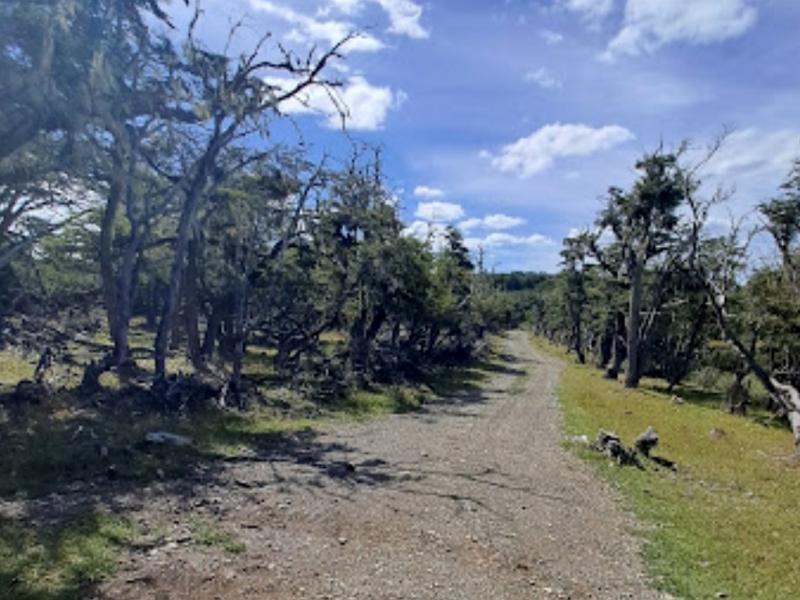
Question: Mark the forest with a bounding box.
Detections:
[0,0,511,412]
[2,1,800,599]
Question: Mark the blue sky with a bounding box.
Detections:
[164,0,800,272]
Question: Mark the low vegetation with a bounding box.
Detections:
[536,337,800,599]
[0,512,134,600]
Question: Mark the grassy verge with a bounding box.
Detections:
[0,512,133,600]
[535,336,800,599]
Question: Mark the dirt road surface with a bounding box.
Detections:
[96,331,663,599]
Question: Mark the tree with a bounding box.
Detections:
[590,150,688,388]
[148,18,350,384]
[560,236,588,363]
[687,161,800,447]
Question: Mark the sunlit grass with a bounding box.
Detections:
[0,350,34,386]
[0,511,134,600]
[539,335,800,599]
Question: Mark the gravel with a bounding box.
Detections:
[101,331,667,600]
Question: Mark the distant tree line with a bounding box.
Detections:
[0,0,510,407]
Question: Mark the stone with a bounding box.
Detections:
[634,426,659,457]
[145,432,192,447]
[709,428,726,440]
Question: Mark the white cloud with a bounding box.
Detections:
[325,0,429,39]
[251,0,384,53]
[540,29,564,45]
[566,227,585,240]
[604,0,757,59]
[457,218,483,231]
[699,128,800,181]
[490,122,635,178]
[483,214,526,230]
[457,214,525,231]
[375,0,429,39]
[338,77,405,129]
[465,232,554,250]
[402,220,450,251]
[413,185,445,199]
[414,201,465,222]
[561,0,615,23]
[524,67,562,90]
[268,75,403,130]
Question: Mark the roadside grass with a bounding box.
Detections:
[0,511,134,600]
[535,336,800,599]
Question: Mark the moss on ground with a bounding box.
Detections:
[536,335,800,599]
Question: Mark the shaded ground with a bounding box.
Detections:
[3,332,664,599]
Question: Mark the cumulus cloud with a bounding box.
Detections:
[490,123,635,178]
[414,201,465,222]
[268,75,404,130]
[457,218,483,231]
[325,0,429,39]
[483,214,526,230]
[524,67,562,90]
[464,232,554,250]
[251,0,384,53]
[604,0,757,59]
[413,185,445,199]
[458,214,526,231]
[402,221,450,251]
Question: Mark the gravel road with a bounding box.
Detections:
[101,331,664,600]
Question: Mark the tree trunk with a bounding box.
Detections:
[605,311,627,380]
[426,324,440,358]
[183,238,204,371]
[111,180,144,367]
[596,324,613,370]
[154,159,214,381]
[201,303,221,360]
[99,165,124,359]
[625,255,643,388]
[229,274,249,409]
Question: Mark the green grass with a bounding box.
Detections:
[0,349,34,386]
[538,336,800,599]
[190,520,246,555]
[0,511,133,600]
